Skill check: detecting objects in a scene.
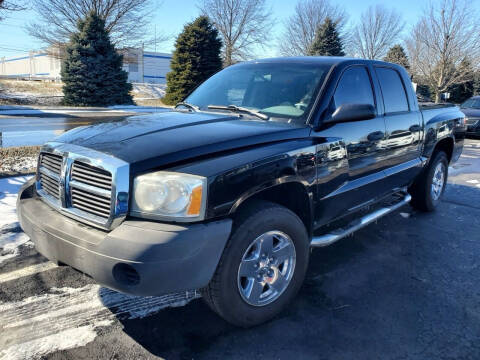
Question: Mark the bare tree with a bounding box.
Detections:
[279,0,347,56]
[27,0,161,48]
[0,0,25,20]
[199,0,275,66]
[350,5,404,60]
[407,0,480,103]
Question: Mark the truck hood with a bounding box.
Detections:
[55,110,310,173]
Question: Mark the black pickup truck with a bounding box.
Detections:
[17,57,466,327]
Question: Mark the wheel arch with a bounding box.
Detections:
[431,136,455,163]
[229,178,314,237]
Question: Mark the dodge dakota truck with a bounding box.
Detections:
[17,57,466,327]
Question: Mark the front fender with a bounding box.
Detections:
[206,144,317,220]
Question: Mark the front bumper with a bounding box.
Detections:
[17,178,232,296]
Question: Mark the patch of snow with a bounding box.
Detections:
[0,156,37,174]
[0,177,31,227]
[466,179,479,184]
[0,262,57,284]
[399,212,410,218]
[131,82,166,98]
[0,176,33,264]
[0,92,62,99]
[1,325,99,360]
[0,233,31,265]
[0,284,199,359]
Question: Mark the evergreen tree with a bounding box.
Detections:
[473,71,480,96]
[164,16,223,105]
[307,17,344,57]
[61,11,132,106]
[415,84,432,102]
[383,45,410,71]
[448,59,475,103]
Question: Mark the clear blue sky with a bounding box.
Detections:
[0,0,478,58]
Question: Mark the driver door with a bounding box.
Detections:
[314,65,389,225]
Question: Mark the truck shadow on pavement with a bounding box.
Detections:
[99,238,367,358]
[101,185,480,359]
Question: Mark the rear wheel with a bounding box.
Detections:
[202,201,309,327]
[410,151,448,212]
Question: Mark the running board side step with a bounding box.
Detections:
[310,192,412,247]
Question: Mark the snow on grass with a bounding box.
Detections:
[131,82,166,98]
[0,284,198,359]
[0,156,37,175]
[0,176,33,264]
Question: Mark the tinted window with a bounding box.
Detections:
[333,67,375,109]
[376,67,409,113]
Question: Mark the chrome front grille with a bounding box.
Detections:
[38,153,62,200]
[39,172,61,199]
[40,153,62,174]
[71,162,112,191]
[70,161,113,219]
[71,187,111,218]
[35,143,130,230]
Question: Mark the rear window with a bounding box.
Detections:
[375,67,409,113]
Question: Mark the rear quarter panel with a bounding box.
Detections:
[421,105,466,163]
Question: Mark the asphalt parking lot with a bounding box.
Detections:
[1,139,479,360]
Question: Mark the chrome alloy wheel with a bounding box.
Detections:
[237,230,296,306]
[431,162,446,201]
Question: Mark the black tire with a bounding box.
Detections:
[409,151,448,212]
[202,200,309,327]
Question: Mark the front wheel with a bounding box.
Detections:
[202,201,309,327]
[410,151,448,212]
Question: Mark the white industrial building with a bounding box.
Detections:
[0,48,172,84]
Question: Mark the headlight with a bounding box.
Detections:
[131,171,207,221]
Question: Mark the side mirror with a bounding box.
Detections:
[325,104,376,123]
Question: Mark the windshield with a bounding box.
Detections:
[184,62,331,123]
[461,98,480,109]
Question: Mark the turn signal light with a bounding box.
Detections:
[187,186,203,216]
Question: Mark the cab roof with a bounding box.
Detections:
[242,56,398,69]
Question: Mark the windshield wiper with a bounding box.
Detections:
[207,104,269,120]
[175,102,200,112]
